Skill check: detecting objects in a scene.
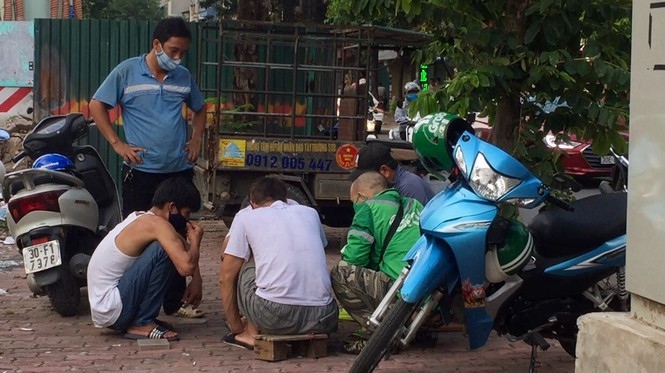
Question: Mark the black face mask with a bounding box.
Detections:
[168,209,188,237]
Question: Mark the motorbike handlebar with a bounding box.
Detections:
[547,195,575,212]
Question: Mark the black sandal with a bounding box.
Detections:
[222,332,254,351]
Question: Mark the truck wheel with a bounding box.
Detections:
[320,207,354,227]
[221,216,234,229]
[285,184,312,207]
[45,267,81,317]
[222,184,312,228]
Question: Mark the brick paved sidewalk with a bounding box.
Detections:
[0,220,574,372]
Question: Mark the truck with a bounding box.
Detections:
[193,20,429,227]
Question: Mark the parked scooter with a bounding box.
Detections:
[599,147,629,193]
[0,128,10,184]
[2,113,122,316]
[351,113,628,373]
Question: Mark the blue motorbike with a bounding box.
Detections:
[350,113,628,373]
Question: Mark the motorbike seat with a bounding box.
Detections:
[528,192,627,258]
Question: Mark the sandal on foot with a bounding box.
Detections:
[222,333,254,351]
[155,319,175,331]
[124,325,179,342]
[341,336,367,355]
[175,305,206,318]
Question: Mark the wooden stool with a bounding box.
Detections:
[254,333,328,361]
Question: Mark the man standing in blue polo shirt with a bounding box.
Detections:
[89,17,206,318]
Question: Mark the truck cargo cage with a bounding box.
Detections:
[197,20,375,141]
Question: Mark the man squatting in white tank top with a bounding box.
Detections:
[87,177,204,341]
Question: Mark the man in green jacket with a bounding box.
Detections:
[330,171,423,353]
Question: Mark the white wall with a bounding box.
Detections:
[626,0,665,320]
[161,0,192,18]
[0,21,34,87]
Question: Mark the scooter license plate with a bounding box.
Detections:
[22,240,61,274]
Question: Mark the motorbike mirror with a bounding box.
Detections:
[0,129,10,141]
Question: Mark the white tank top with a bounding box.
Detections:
[86,212,151,327]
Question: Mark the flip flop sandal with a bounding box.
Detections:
[124,325,179,342]
[341,337,367,355]
[222,333,254,351]
[155,319,176,331]
[175,305,206,318]
[338,308,354,321]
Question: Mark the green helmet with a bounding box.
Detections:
[485,220,534,283]
[412,112,473,180]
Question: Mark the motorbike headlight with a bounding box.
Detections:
[543,134,582,150]
[454,146,467,177]
[468,153,522,201]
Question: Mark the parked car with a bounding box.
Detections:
[470,115,626,179]
[542,132,619,178]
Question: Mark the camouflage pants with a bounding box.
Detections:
[330,260,393,328]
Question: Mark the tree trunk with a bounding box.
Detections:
[388,56,405,108]
[490,96,521,152]
[489,0,532,152]
[237,0,269,20]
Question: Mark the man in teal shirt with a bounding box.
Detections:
[331,171,423,353]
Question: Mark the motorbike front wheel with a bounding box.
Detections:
[350,299,416,373]
[45,267,81,317]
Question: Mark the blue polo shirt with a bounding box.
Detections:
[93,55,205,173]
[394,165,435,205]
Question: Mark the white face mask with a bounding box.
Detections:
[156,44,181,71]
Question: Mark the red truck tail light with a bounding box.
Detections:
[8,190,66,222]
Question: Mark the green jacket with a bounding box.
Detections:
[341,188,424,280]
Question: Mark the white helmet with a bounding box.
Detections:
[404,81,420,94]
[485,220,534,283]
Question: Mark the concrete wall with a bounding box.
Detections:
[576,297,665,373]
[625,0,665,307]
[577,2,665,371]
[24,0,50,20]
[0,21,34,87]
[161,0,191,18]
[0,21,34,123]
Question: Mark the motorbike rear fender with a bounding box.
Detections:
[33,267,60,287]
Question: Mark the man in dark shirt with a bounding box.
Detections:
[349,142,435,205]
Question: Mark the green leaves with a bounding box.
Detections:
[525,21,542,45]
[353,0,370,15]
[327,0,631,183]
[83,0,162,20]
